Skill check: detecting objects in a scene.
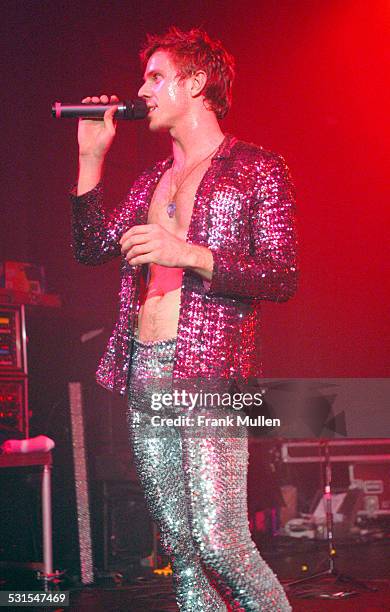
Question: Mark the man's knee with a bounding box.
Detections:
[194,539,241,572]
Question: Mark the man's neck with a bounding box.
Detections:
[169,115,225,169]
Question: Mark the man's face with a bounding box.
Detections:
[138,50,191,131]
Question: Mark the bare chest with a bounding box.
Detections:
[147,165,209,238]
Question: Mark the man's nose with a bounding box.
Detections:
[138,82,149,98]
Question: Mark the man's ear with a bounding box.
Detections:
[190,70,207,98]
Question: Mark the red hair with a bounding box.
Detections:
[140,26,235,120]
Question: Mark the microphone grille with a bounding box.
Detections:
[130,98,148,119]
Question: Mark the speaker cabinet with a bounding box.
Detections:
[92,481,153,573]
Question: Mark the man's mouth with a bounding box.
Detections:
[147,105,157,113]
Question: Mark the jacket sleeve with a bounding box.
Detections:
[70,180,140,266]
[206,153,298,301]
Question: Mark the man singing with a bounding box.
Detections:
[71,26,296,611]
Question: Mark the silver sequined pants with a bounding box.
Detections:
[127,337,291,612]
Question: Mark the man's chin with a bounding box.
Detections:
[148,123,160,132]
[148,121,169,133]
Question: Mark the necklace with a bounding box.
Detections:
[166,143,221,218]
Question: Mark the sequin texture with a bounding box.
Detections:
[126,340,291,610]
[71,134,298,395]
[127,336,177,414]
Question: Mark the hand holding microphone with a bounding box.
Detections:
[73,94,121,195]
[52,95,148,160]
[53,93,148,195]
[77,94,120,162]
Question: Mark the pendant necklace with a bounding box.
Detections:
[166,143,221,218]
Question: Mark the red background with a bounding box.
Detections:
[2,0,389,382]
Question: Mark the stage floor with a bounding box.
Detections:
[68,579,390,612]
[2,536,390,611]
[68,536,390,611]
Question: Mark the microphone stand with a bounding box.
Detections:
[286,439,376,598]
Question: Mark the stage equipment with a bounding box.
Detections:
[282,439,390,530]
[52,99,148,120]
[0,378,28,437]
[68,382,94,585]
[0,291,61,439]
[0,305,28,437]
[68,382,154,579]
[282,439,390,464]
[0,261,46,294]
[285,440,379,599]
[350,463,390,518]
[0,450,60,590]
[92,481,153,575]
[284,488,363,540]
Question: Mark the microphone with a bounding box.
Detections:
[51,98,148,120]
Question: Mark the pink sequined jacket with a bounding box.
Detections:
[71,134,298,394]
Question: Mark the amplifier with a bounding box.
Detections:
[0,305,26,372]
[349,463,390,515]
[0,304,28,437]
[0,378,28,437]
[91,481,153,572]
[93,450,138,482]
